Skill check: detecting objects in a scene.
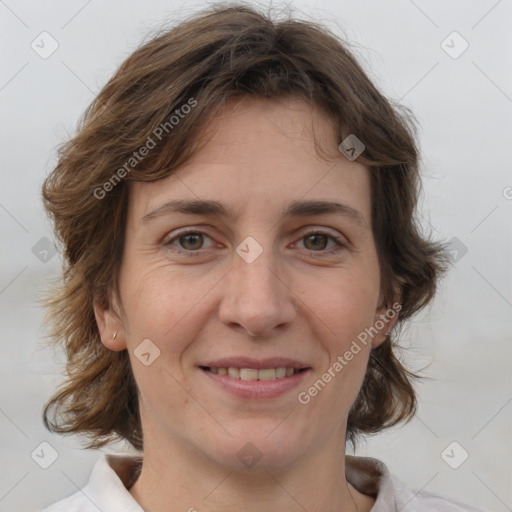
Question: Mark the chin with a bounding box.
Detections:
[203,424,308,472]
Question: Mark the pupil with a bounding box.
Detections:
[181,233,203,250]
[178,234,327,251]
[305,234,326,250]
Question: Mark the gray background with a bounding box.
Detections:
[1,0,511,511]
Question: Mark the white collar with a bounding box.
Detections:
[42,452,479,511]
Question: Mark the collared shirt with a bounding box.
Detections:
[38,453,485,511]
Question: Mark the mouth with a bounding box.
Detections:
[198,358,312,399]
[199,366,308,380]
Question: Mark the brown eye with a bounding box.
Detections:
[303,233,329,251]
[163,229,217,258]
[178,233,204,250]
[296,230,346,256]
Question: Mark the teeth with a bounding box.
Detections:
[228,367,240,378]
[276,367,287,378]
[258,368,276,381]
[239,368,259,380]
[209,366,302,380]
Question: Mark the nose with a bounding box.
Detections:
[218,244,297,338]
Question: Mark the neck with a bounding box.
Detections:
[128,432,372,512]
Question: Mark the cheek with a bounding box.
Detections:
[320,268,380,334]
[308,283,375,413]
[310,266,379,389]
[118,260,220,370]
[121,265,198,416]
[119,259,193,332]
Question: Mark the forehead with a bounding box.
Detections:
[193,96,341,163]
[127,96,371,224]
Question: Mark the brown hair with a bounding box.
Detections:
[41,3,448,451]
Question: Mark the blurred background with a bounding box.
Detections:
[1,0,511,510]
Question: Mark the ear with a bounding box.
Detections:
[370,299,402,349]
[93,295,127,352]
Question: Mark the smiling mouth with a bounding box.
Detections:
[200,366,309,381]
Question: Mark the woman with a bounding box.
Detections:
[38,4,483,511]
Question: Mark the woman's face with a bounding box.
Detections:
[97,96,393,470]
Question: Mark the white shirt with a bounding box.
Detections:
[38,453,485,511]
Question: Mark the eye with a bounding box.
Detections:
[162,228,347,257]
[163,230,216,255]
[296,230,346,254]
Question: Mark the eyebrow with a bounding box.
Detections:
[141,199,367,227]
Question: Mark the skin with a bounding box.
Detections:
[95,96,399,512]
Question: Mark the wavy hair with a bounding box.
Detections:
[41,3,448,451]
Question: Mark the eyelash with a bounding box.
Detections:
[163,229,346,257]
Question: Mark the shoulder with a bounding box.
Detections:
[345,455,486,512]
[388,472,486,511]
[37,453,144,512]
[38,492,93,512]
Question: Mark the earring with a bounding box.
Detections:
[113,331,118,340]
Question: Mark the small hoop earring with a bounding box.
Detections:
[113,331,118,340]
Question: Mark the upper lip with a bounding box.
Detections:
[199,357,311,370]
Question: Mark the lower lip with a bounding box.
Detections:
[200,368,311,399]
